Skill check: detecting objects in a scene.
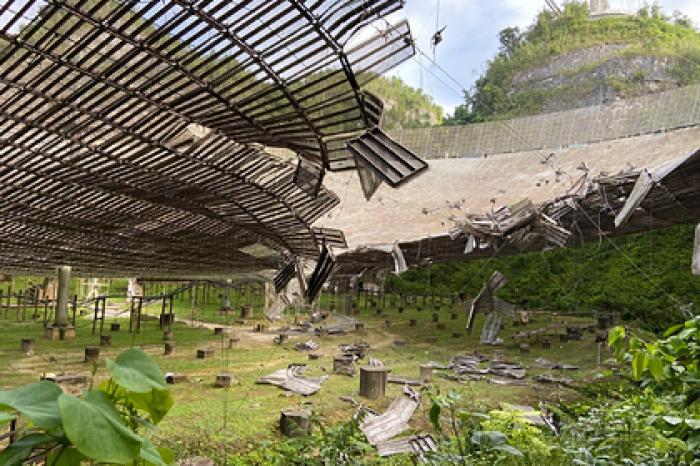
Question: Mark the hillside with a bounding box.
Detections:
[364,76,444,130]
[447,2,700,124]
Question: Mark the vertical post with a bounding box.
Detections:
[129,298,135,333]
[54,266,71,327]
[190,283,196,325]
[224,280,232,309]
[168,296,174,332]
[160,294,166,329]
[71,294,77,326]
[9,418,16,444]
[693,224,700,276]
[5,276,13,319]
[92,298,99,335]
[136,298,142,334]
[100,297,106,336]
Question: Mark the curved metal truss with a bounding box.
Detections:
[0,0,416,276]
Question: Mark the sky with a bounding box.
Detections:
[377,0,700,116]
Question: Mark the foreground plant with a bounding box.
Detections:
[0,348,174,465]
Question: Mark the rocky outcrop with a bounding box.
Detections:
[511,45,679,112]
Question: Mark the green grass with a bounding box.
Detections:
[0,300,609,462]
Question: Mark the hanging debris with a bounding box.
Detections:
[274,261,297,294]
[347,128,429,201]
[305,245,335,303]
[467,272,517,345]
[334,149,700,279]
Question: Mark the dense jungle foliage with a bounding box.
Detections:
[387,223,700,332]
[445,2,700,124]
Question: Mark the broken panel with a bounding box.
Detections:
[347,128,428,188]
[355,153,385,201]
[467,271,508,331]
[305,245,335,303]
[312,228,348,250]
[615,170,653,228]
[256,365,327,396]
[274,260,297,294]
[294,159,325,198]
[361,389,420,446]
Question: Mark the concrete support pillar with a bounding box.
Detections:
[223,279,232,308]
[693,224,700,276]
[54,266,71,327]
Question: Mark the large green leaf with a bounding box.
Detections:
[106,348,166,393]
[647,355,665,381]
[99,381,172,425]
[140,436,174,466]
[46,446,87,466]
[429,403,442,432]
[471,430,508,447]
[0,381,62,429]
[0,433,56,466]
[0,411,15,427]
[128,389,173,425]
[58,390,142,464]
[608,326,626,348]
[632,352,647,381]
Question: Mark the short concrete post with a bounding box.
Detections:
[420,364,433,382]
[20,338,34,352]
[215,374,233,388]
[333,355,355,376]
[360,366,387,399]
[84,346,100,363]
[280,409,311,437]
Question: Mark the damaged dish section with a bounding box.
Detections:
[334,150,700,278]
